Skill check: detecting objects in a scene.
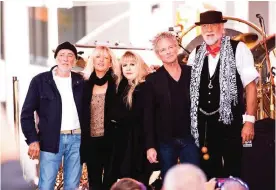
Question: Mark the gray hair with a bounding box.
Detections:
[163,164,207,190]
[152,32,179,55]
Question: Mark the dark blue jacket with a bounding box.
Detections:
[20,66,84,153]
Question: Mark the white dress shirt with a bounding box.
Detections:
[187,41,259,87]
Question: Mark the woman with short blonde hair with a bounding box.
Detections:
[83,46,120,80]
[80,46,119,190]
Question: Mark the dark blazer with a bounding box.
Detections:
[143,64,191,150]
[20,66,84,153]
[80,69,117,164]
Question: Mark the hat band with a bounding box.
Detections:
[196,18,227,25]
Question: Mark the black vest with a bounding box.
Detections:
[197,40,245,123]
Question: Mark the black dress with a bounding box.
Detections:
[110,78,152,186]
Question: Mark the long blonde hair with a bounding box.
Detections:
[117,51,149,108]
[82,46,121,80]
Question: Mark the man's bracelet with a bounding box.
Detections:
[242,114,255,124]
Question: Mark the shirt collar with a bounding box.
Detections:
[52,66,71,78]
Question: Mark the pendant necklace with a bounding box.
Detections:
[208,62,219,89]
[208,80,213,89]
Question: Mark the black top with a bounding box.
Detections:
[110,78,148,180]
[110,78,144,128]
[166,67,190,138]
[80,69,117,164]
[143,64,192,150]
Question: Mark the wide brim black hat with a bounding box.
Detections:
[195,10,227,26]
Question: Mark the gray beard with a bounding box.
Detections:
[203,34,222,45]
[205,38,219,45]
[57,67,71,74]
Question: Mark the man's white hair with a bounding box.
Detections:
[163,164,207,190]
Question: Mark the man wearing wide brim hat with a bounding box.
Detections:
[187,10,259,179]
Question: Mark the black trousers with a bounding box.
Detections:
[86,136,116,190]
[198,111,243,179]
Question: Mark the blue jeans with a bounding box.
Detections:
[38,134,82,190]
[159,136,200,178]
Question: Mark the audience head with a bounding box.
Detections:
[163,164,207,190]
[221,177,249,190]
[111,178,146,190]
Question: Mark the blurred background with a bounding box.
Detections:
[0,0,275,185]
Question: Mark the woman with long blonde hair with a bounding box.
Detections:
[115,51,149,107]
[110,51,152,187]
[80,46,120,190]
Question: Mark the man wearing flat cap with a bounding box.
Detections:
[21,41,84,189]
[187,10,259,179]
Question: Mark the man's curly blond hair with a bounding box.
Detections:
[152,32,179,55]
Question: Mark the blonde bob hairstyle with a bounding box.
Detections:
[117,51,149,108]
[82,46,121,80]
